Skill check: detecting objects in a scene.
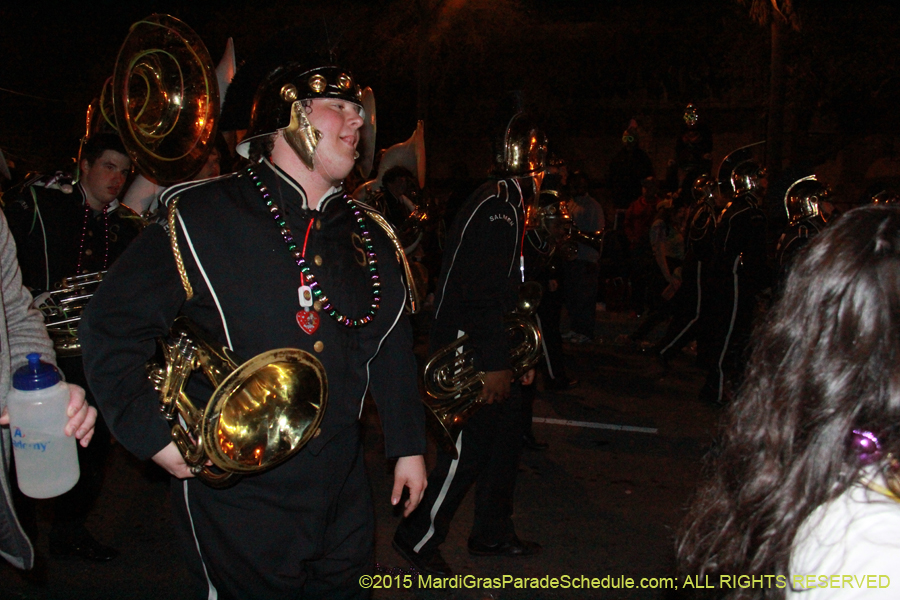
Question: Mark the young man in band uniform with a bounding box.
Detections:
[3,132,141,562]
[392,109,547,576]
[80,58,426,600]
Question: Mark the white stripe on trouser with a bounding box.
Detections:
[715,257,741,403]
[535,313,555,379]
[659,261,703,356]
[413,431,464,553]
[183,481,218,600]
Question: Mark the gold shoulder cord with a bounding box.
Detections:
[167,196,194,300]
[361,208,418,314]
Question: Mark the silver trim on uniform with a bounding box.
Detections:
[659,261,703,356]
[360,268,408,417]
[413,430,464,554]
[182,480,219,600]
[176,211,234,349]
[714,256,742,403]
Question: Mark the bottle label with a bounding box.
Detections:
[12,427,50,452]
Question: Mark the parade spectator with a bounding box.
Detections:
[678,205,900,599]
[562,171,603,344]
[624,177,662,316]
[0,211,97,570]
[608,121,654,211]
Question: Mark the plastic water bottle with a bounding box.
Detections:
[7,353,79,498]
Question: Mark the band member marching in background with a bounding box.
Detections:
[392,102,547,576]
[775,175,832,277]
[2,132,142,562]
[80,38,427,599]
[700,143,770,405]
[654,173,722,370]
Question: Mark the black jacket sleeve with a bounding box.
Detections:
[457,211,519,372]
[367,284,427,459]
[79,225,184,461]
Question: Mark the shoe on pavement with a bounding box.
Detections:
[523,433,549,451]
[49,530,119,562]
[392,535,452,576]
[468,536,542,557]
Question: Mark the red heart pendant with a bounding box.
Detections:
[296,309,320,335]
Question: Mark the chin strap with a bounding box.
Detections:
[361,208,419,314]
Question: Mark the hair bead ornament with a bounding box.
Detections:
[851,429,882,464]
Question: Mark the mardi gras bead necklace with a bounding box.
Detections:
[248,165,380,331]
[75,202,109,274]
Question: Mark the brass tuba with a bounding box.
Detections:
[422,282,543,458]
[146,317,327,488]
[45,15,220,356]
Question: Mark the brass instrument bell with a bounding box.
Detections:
[147,317,327,487]
[422,282,543,458]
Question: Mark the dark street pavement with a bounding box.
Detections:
[1,310,721,600]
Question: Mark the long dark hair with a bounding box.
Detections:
[677,205,900,599]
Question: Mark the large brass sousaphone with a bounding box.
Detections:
[42,15,220,357]
[147,318,327,488]
[103,14,220,184]
[422,282,543,458]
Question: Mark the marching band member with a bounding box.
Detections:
[80,55,426,599]
[392,106,546,576]
[775,175,832,274]
[2,132,141,562]
[655,174,721,368]
[701,145,770,404]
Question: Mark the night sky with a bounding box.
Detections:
[2,1,899,187]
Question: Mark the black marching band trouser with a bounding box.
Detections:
[700,196,768,403]
[395,385,525,556]
[397,178,528,556]
[654,196,717,361]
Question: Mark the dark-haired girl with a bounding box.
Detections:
[678,204,900,599]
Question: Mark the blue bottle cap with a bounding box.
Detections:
[12,353,61,390]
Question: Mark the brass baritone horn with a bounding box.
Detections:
[36,272,106,358]
[422,282,543,458]
[146,317,327,488]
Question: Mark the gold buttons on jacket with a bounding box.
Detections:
[313,341,324,353]
[315,219,322,231]
[84,249,93,256]
[313,300,323,312]
[313,255,323,266]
